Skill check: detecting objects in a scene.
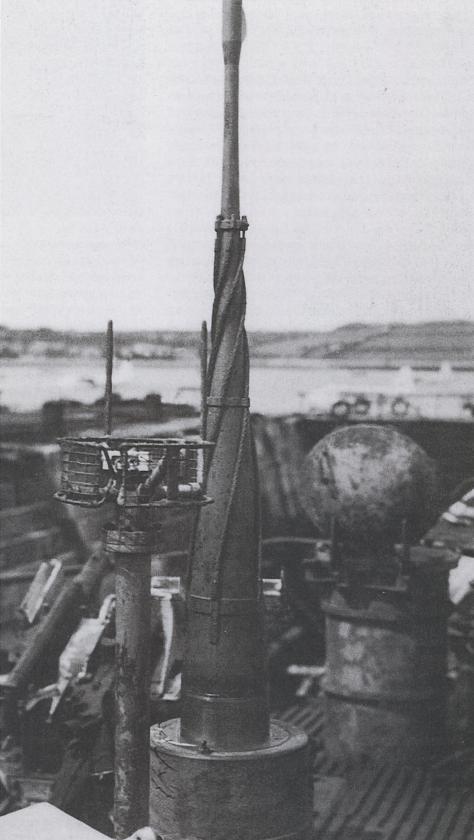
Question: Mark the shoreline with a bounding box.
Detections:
[2,355,474,371]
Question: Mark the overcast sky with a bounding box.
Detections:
[2,0,473,331]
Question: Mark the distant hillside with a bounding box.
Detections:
[327,321,474,364]
[249,323,387,359]
[341,322,473,355]
[0,321,472,366]
[250,321,473,364]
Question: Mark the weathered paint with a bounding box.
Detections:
[114,550,151,839]
[300,424,441,558]
[322,550,454,764]
[150,719,312,840]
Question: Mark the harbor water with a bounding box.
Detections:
[1,358,473,416]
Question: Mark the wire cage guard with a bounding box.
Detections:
[55,437,214,509]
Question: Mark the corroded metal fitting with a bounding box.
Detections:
[214,213,249,232]
[206,395,250,408]
[104,527,157,556]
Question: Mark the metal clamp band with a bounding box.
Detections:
[104,528,156,556]
[207,396,250,408]
[322,679,442,706]
[189,594,260,617]
[215,214,249,232]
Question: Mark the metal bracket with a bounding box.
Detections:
[207,396,250,408]
[104,528,157,556]
[215,214,249,232]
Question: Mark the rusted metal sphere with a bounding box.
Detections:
[299,425,441,552]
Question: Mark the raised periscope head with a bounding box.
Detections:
[221,0,245,217]
[222,0,245,62]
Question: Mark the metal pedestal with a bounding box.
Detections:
[322,548,455,765]
[150,719,312,840]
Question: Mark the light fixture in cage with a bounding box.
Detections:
[55,436,213,509]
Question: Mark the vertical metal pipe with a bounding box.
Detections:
[221,0,242,217]
[200,320,208,439]
[114,547,151,839]
[104,320,114,436]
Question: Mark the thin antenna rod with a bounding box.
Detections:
[221,0,243,217]
[200,320,208,438]
[104,320,113,435]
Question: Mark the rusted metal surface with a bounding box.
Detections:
[321,547,456,766]
[245,417,474,539]
[295,426,457,766]
[105,528,156,556]
[56,437,212,510]
[251,416,473,540]
[114,538,151,839]
[150,719,312,840]
[299,425,441,569]
[102,442,211,837]
[55,427,212,836]
[180,0,268,751]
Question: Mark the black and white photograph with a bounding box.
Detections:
[1,1,473,838]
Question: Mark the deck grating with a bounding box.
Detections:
[280,700,474,840]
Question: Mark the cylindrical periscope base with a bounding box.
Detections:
[150,719,313,840]
[322,580,449,765]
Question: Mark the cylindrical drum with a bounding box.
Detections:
[150,719,313,840]
[322,565,450,764]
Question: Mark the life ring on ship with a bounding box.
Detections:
[391,397,410,417]
[331,400,351,419]
[353,397,371,417]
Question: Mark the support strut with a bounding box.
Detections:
[113,536,151,838]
